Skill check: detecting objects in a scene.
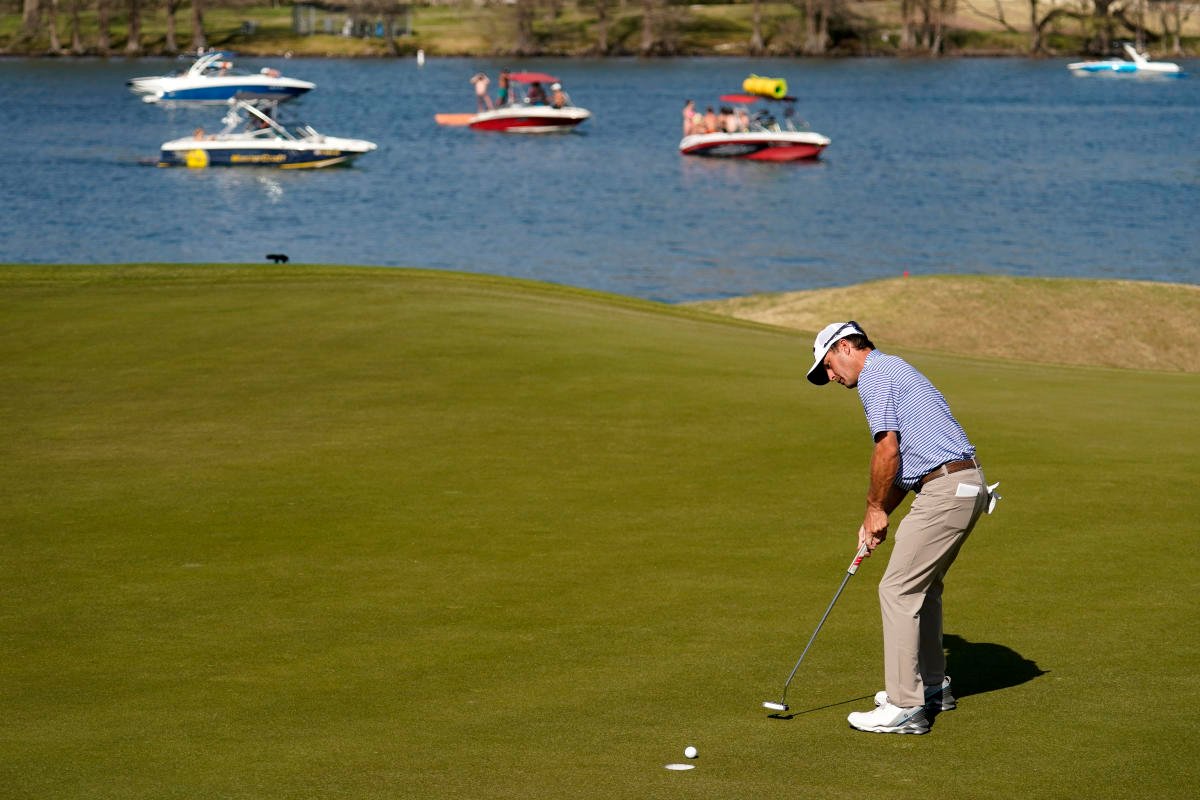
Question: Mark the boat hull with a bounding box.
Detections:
[129,78,315,104]
[1067,47,1184,77]
[679,132,830,161]
[1067,63,1184,76]
[158,140,375,169]
[468,106,590,133]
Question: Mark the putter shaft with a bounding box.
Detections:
[768,543,869,709]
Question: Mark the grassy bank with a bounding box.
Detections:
[3,1,1197,57]
[690,275,1200,373]
[2,264,1198,799]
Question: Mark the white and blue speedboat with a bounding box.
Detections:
[157,101,375,169]
[128,52,316,105]
[1068,43,1185,77]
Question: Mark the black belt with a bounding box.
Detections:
[918,458,980,489]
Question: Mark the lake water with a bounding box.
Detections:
[2,56,1197,301]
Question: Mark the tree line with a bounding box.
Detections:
[14,0,210,54]
[8,0,1195,56]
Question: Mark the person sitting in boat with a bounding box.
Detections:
[550,82,569,109]
[721,106,740,133]
[703,106,718,134]
[526,81,548,105]
[736,108,751,132]
[470,72,494,112]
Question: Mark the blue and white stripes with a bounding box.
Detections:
[856,351,975,490]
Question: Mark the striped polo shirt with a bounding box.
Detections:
[856,350,975,491]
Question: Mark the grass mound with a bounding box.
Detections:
[2,265,1197,799]
[689,275,1200,373]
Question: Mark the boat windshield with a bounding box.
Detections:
[219,101,297,140]
[749,104,803,133]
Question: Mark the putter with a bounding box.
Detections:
[762,542,870,713]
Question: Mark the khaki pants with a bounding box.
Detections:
[879,467,988,708]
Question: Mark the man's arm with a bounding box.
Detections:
[859,430,907,554]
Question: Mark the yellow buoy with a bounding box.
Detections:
[742,74,788,100]
[185,149,210,169]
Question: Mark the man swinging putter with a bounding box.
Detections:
[806,321,999,735]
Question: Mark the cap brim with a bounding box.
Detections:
[806,342,834,385]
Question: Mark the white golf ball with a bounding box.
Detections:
[684,746,698,759]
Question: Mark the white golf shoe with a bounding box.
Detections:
[848,701,929,735]
[873,676,956,712]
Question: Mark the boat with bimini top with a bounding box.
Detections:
[435,71,590,133]
[157,100,376,169]
[128,51,316,105]
[680,76,830,162]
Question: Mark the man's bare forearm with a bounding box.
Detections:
[868,431,904,513]
[861,432,907,550]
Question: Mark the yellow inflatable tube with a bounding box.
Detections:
[742,74,788,100]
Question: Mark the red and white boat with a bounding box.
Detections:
[679,93,830,162]
[436,72,590,134]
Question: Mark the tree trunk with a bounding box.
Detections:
[96,0,111,54]
[1176,1,1185,56]
[1090,0,1116,54]
[1134,0,1145,51]
[594,0,608,54]
[930,0,947,55]
[515,0,536,55]
[639,0,658,55]
[69,0,83,53]
[900,0,915,49]
[750,0,764,54]
[801,0,830,54]
[191,0,207,52]
[164,0,178,54]
[46,0,62,51]
[819,0,831,53]
[125,0,141,55]
[21,0,40,43]
[1029,0,1040,54]
[383,11,398,56]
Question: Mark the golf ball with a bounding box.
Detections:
[684,746,698,759]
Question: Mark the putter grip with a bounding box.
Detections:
[846,543,870,575]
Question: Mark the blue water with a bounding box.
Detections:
[2,57,1197,301]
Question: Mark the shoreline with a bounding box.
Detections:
[3,3,1196,61]
[0,49,1073,60]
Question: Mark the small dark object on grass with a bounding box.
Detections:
[267,254,289,264]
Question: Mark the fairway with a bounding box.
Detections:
[2,265,1197,799]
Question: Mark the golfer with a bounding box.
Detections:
[806,321,996,735]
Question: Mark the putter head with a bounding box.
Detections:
[762,701,789,712]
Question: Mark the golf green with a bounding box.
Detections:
[2,265,1196,799]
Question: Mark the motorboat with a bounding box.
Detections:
[1067,43,1185,77]
[679,92,830,162]
[435,72,590,133]
[157,100,376,169]
[128,51,316,105]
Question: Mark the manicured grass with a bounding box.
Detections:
[1,264,1197,799]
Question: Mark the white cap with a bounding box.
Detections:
[806,321,865,385]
